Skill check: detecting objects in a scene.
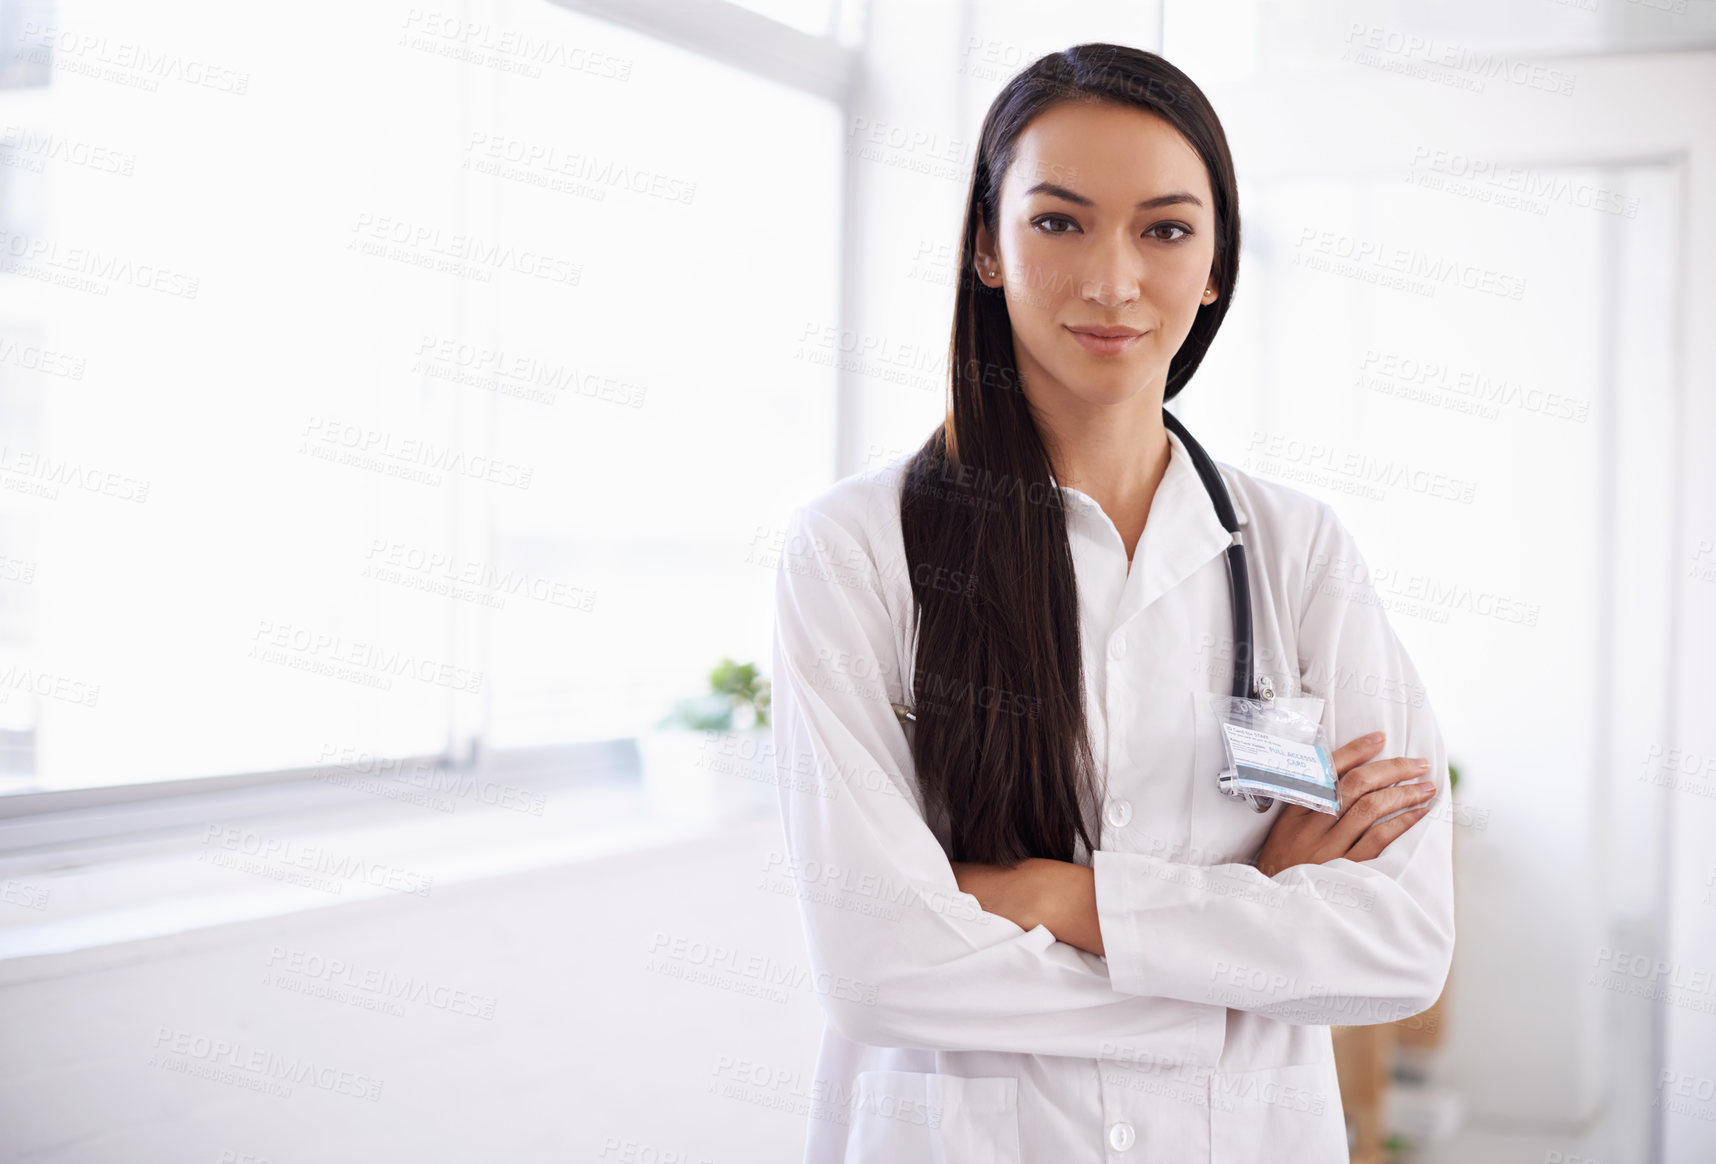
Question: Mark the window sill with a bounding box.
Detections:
[0,739,777,973]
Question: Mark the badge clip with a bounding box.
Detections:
[1211,675,1341,816]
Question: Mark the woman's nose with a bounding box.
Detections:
[1079,252,1141,308]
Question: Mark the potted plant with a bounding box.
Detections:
[635,658,773,823]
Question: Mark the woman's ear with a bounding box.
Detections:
[973,220,1001,288]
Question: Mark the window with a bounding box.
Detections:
[0,0,840,794]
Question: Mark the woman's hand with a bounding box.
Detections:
[951,858,1106,955]
[950,858,1048,932]
[1254,731,1436,879]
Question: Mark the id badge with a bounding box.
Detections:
[1204,681,1341,815]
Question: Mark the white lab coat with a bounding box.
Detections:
[769,428,1455,1163]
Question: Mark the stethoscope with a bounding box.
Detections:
[892,408,1275,811]
[1163,408,1277,813]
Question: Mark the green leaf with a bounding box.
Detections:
[657,692,734,731]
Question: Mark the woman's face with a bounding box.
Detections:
[974,99,1219,411]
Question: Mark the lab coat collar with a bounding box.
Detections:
[1054,426,1246,618]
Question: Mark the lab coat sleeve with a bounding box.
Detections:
[771,498,1227,1064]
[1092,500,1456,1025]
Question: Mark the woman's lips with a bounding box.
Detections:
[1066,326,1145,356]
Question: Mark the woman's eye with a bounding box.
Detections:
[1029,216,1190,240]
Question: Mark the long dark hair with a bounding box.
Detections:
[899,44,1241,866]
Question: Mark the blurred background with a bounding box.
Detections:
[0,0,1713,1160]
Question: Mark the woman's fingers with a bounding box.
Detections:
[1329,732,1388,777]
[1337,755,1431,808]
[1344,801,1433,863]
[1256,733,1432,876]
[1325,779,1436,853]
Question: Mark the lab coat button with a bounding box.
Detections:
[1109,636,1127,659]
[1104,798,1133,828]
[1107,1120,1136,1150]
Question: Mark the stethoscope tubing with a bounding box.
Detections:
[1161,409,1273,811]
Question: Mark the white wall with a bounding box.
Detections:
[0,815,814,1163]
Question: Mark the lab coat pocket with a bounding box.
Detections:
[1209,1061,1348,1163]
[1189,688,1278,868]
[845,1070,1021,1164]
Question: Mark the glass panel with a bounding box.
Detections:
[0,1,483,793]
[0,0,838,792]
[468,2,841,747]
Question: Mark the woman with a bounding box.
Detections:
[770,43,1454,1163]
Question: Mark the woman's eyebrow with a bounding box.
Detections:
[1023,181,1204,210]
